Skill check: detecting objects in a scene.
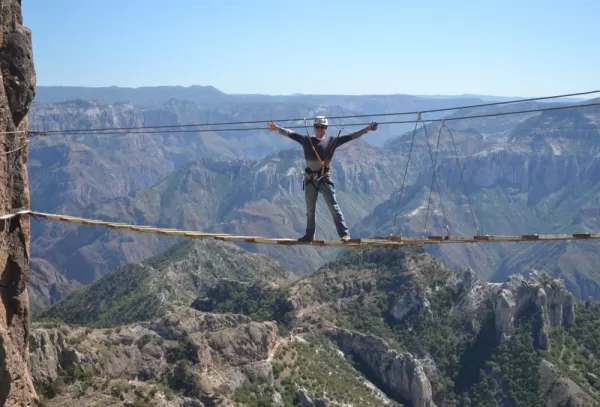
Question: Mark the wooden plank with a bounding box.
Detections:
[27,211,600,247]
[249,237,292,244]
[474,235,491,241]
[156,230,180,235]
[215,235,268,241]
[106,224,140,229]
[531,234,567,240]
[183,232,231,238]
[241,237,286,244]
[130,227,159,232]
[277,240,308,245]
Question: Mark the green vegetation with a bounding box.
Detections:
[37,365,94,404]
[34,263,168,328]
[468,306,544,407]
[197,279,296,334]
[262,334,400,406]
[34,237,292,328]
[231,383,289,407]
[291,246,599,406]
[166,359,206,399]
[31,233,600,406]
[547,300,600,401]
[338,288,546,406]
[36,264,163,328]
[331,272,481,405]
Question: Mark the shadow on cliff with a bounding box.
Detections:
[344,352,412,407]
[453,311,497,394]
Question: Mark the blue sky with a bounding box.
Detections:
[22,0,599,97]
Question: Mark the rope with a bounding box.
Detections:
[2,210,600,245]
[24,96,600,137]
[422,122,449,237]
[323,122,344,163]
[444,123,480,235]
[0,209,30,220]
[390,115,421,236]
[1,140,28,156]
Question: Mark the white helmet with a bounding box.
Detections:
[314,116,328,126]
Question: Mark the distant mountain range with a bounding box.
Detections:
[32,85,592,106]
[416,93,591,103]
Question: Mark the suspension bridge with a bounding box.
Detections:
[3,89,600,247]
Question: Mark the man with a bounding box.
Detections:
[267,116,378,242]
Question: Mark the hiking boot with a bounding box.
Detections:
[340,234,351,242]
[297,234,314,243]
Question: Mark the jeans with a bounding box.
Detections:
[304,178,349,238]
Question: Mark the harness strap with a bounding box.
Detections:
[307,135,324,166]
[300,118,342,192]
[306,128,342,169]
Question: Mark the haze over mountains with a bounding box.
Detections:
[25,85,600,312]
[31,85,591,106]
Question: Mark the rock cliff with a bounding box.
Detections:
[29,312,398,406]
[284,245,598,405]
[29,307,281,406]
[492,270,575,350]
[327,327,435,407]
[29,239,600,405]
[0,0,37,405]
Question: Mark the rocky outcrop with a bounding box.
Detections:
[449,151,592,193]
[28,257,82,312]
[539,359,597,407]
[326,327,435,407]
[144,304,258,341]
[0,0,37,406]
[390,285,432,322]
[28,99,144,133]
[29,307,280,405]
[492,271,575,350]
[453,268,491,315]
[28,327,78,385]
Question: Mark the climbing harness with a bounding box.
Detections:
[302,166,331,191]
[300,118,343,192]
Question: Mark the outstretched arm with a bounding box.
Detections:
[336,121,378,146]
[267,121,304,143]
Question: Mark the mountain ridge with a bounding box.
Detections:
[36,237,294,328]
[358,104,600,300]
[25,89,600,314]
[28,140,407,293]
[30,234,600,407]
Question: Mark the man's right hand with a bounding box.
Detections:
[267,121,279,131]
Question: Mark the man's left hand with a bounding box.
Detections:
[367,121,378,131]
